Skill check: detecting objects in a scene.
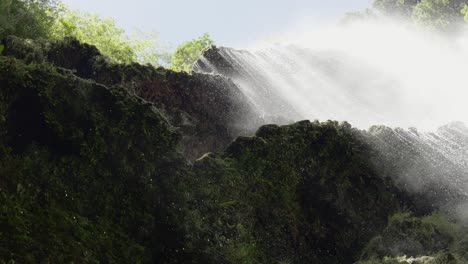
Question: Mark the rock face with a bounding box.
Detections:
[194,46,301,123]
[360,212,463,261]
[0,50,181,263]
[203,121,406,263]
[193,46,245,77]
[2,36,262,160]
[1,37,467,263]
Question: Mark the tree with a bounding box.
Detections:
[50,8,170,65]
[368,0,468,31]
[462,4,468,20]
[373,0,420,17]
[0,0,59,40]
[0,1,170,65]
[170,33,214,72]
[412,0,467,31]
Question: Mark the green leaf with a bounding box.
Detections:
[170,33,214,72]
[0,44,4,55]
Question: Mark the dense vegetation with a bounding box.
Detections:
[170,33,214,73]
[1,0,468,263]
[347,0,468,32]
[0,0,213,69]
[0,0,58,40]
[50,8,170,65]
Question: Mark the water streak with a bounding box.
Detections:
[194,20,468,213]
[195,20,468,130]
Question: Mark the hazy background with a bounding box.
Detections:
[60,0,373,47]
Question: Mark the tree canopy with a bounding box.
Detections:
[50,8,170,65]
[170,33,214,72]
[0,0,58,40]
[0,0,206,67]
[347,0,468,32]
[412,0,467,31]
[373,0,420,17]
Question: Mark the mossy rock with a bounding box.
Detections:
[1,36,261,160]
[0,55,184,262]
[1,36,455,264]
[360,211,466,262]
[181,120,407,263]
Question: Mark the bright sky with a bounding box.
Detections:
[60,0,373,48]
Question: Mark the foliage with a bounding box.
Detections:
[412,0,467,31]
[373,0,420,17]
[461,4,468,20]
[0,1,216,68]
[170,33,214,72]
[0,1,172,66]
[349,0,468,32]
[0,0,59,39]
[50,7,170,65]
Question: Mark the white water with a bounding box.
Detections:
[195,19,468,212]
[369,122,468,203]
[197,19,468,131]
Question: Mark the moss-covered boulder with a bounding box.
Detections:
[358,211,468,263]
[361,212,460,258]
[179,121,408,263]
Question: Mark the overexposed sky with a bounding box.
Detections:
[60,0,373,47]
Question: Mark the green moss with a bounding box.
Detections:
[0,36,460,264]
[0,55,183,263]
[360,211,466,263]
[167,120,405,263]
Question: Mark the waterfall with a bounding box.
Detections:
[194,21,468,130]
[194,20,468,214]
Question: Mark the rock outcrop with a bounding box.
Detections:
[1,37,467,263]
[2,36,262,160]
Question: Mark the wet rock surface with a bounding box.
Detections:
[2,36,262,160]
[1,37,467,263]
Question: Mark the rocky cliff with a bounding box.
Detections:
[1,36,263,160]
[0,37,467,263]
